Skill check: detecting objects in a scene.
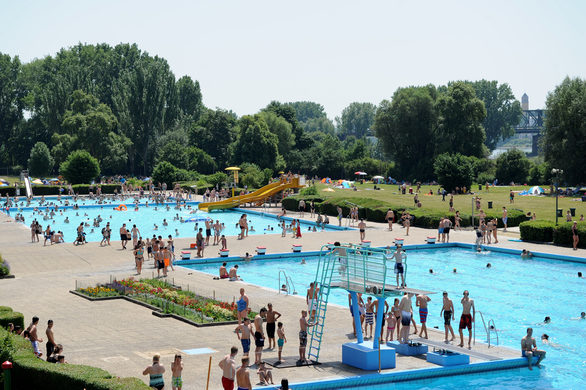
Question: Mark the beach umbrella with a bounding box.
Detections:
[0,183,8,187]
[49,178,59,181]
[354,171,367,176]
[322,188,335,192]
[0,178,8,184]
[32,179,43,185]
[372,175,384,180]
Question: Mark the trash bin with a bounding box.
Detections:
[488,201,493,209]
[570,208,576,217]
[478,185,482,191]
[557,209,563,217]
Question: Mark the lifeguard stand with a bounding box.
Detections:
[307,244,432,370]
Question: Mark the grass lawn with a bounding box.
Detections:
[0,175,22,184]
[308,183,585,224]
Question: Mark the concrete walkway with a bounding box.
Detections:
[0,205,583,389]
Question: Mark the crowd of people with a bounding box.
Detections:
[7,316,67,364]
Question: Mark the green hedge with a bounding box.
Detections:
[0,187,22,197]
[0,308,24,329]
[0,326,148,390]
[520,220,586,248]
[519,221,555,242]
[552,222,586,248]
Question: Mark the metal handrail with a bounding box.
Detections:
[488,318,499,346]
[278,269,292,295]
[477,311,499,348]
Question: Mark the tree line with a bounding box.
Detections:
[0,43,583,185]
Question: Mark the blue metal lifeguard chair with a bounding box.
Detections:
[306,243,432,370]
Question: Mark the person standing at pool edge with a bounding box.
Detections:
[416,294,431,339]
[219,346,238,390]
[237,288,249,325]
[458,290,475,348]
[265,303,281,350]
[572,221,579,250]
[440,292,455,342]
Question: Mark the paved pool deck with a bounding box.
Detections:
[0,201,584,389]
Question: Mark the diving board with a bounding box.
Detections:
[411,337,502,361]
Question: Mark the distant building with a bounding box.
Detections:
[521,93,529,110]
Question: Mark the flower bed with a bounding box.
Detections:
[75,278,256,324]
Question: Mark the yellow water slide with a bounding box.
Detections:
[198,177,304,211]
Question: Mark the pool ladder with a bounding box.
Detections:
[477,311,499,348]
[278,269,297,295]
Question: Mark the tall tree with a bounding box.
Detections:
[285,101,335,135]
[0,53,25,166]
[176,75,203,121]
[374,86,438,180]
[468,80,522,150]
[28,142,54,177]
[435,82,487,158]
[231,115,279,169]
[336,102,376,139]
[190,108,238,168]
[263,101,304,145]
[258,111,295,158]
[543,77,586,184]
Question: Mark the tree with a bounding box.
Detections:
[263,101,304,145]
[176,75,202,120]
[543,77,586,184]
[433,153,473,192]
[374,86,438,180]
[231,115,279,169]
[186,146,215,174]
[468,80,522,151]
[190,108,237,168]
[60,150,100,184]
[495,149,531,185]
[336,102,376,139]
[28,142,54,177]
[435,82,487,158]
[285,101,335,135]
[259,111,295,158]
[152,161,178,188]
[0,53,24,166]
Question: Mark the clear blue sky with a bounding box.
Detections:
[1,0,584,119]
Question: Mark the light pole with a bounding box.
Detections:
[551,168,563,226]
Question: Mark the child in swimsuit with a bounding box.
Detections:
[171,354,183,390]
[386,311,397,341]
[277,322,286,363]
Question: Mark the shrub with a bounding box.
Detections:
[520,221,555,242]
[553,222,586,248]
[207,172,229,188]
[495,149,530,184]
[28,142,54,177]
[0,326,148,390]
[300,185,318,196]
[434,153,474,192]
[0,308,24,329]
[152,161,178,188]
[60,150,101,184]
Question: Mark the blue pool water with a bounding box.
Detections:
[6,199,345,242]
[183,247,586,389]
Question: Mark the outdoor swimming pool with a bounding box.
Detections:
[6,198,348,242]
[182,247,586,389]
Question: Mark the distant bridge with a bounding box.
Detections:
[514,109,545,155]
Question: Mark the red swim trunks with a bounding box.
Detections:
[459,314,472,330]
[222,376,234,390]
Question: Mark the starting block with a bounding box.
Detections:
[181,251,191,260]
[426,237,436,244]
[292,244,302,252]
[394,238,404,246]
[256,246,266,255]
[220,249,230,257]
[361,240,371,247]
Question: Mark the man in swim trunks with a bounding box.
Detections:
[205,218,212,245]
[440,291,456,342]
[26,316,43,357]
[299,310,318,363]
[219,346,238,390]
[393,245,405,287]
[398,293,413,344]
[171,354,183,390]
[229,265,241,281]
[254,308,267,365]
[265,303,281,349]
[364,296,375,338]
[236,357,252,390]
[521,327,546,370]
[235,318,252,358]
[385,209,394,231]
[358,219,366,241]
[502,206,508,231]
[458,290,475,348]
[119,223,128,249]
[416,294,431,339]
